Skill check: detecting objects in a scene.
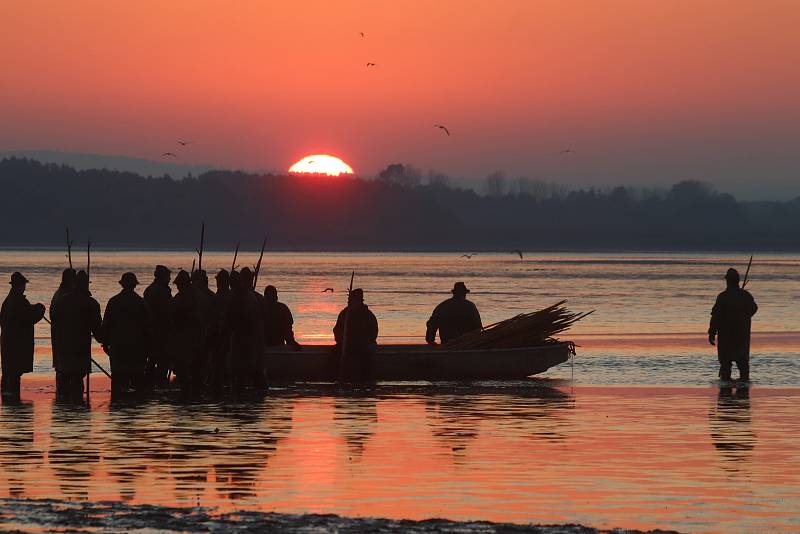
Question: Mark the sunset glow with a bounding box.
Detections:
[289,155,354,176]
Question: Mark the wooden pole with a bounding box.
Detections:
[86,238,91,406]
[66,226,73,269]
[742,254,753,288]
[231,241,240,272]
[252,236,267,290]
[338,270,356,381]
[198,222,205,271]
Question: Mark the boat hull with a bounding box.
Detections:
[263,343,571,382]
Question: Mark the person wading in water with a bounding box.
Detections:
[709,268,758,382]
[0,272,46,400]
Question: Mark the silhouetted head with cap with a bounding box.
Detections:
[154,265,171,285]
[10,272,29,289]
[228,269,241,291]
[216,269,230,293]
[60,268,77,290]
[451,281,470,300]
[264,284,278,303]
[240,267,253,291]
[191,269,209,290]
[119,272,139,290]
[173,270,191,292]
[348,288,365,306]
[74,270,90,293]
[725,268,740,288]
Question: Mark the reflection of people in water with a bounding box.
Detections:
[103,400,168,502]
[424,385,573,459]
[0,401,42,498]
[333,393,378,460]
[49,402,99,500]
[709,385,755,469]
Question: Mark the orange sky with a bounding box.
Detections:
[2,0,799,197]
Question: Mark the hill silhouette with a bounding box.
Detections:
[1,157,799,251]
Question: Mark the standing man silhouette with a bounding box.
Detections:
[0,272,46,399]
[709,268,758,381]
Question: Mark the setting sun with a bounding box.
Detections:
[289,155,354,176]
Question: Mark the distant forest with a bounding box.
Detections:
[1,157,799,251]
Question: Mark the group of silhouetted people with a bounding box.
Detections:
[1,266,307,401]
[0,263,758,401]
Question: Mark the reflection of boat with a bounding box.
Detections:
[264,343,571,381]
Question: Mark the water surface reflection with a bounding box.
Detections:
[1,384,799,533]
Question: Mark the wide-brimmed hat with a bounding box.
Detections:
[10,272,29,285]
[119,272,139,288]
[451,281,470,294]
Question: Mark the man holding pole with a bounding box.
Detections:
[708,268,758,382]
[51,271,102,401]
[333,288,378,381]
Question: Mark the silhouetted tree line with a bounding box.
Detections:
[2,157,800,251]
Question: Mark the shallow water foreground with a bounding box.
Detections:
[1,381,798,533]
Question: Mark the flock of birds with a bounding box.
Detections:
[162,140,191,159]
[360,32,452,138]
[461,250,523,260]
[158,32,580,156]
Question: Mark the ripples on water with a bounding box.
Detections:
[1,383,799,532]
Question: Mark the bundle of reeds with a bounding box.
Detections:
[443,300,592,350]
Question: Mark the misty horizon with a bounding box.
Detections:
[2,148,798,202]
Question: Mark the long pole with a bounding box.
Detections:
[197,222,205,272]
[252,236,267,290]
[65,226,73,269]
[43,315,111,379]
[231,241,240,271]
[339,270,355,381]
[86,238,91,405]
[742,254,754,288]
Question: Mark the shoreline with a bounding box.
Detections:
[0,497,680,533]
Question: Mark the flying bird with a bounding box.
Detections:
[510,249,524,259]
[177,140,191,146]
[322,288,335,293]
[434,124,450,136]
[559,149,574,155]
[359,32,365,38]
[366,62,376,67]
[461,254,475,259]
[162,152,177,158]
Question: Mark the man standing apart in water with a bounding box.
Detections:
[709,268,758,381]
[426,282,482,344]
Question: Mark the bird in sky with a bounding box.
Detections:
[322,288,335,293]
[434,124,450,136]
[177,140,191,146]
[510,249,524,259]
[559,149,574,155]
[461,254,475,259]
[162,152,177,158]
[359,32,365,38]
[366,62,376,67]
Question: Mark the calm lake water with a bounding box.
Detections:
[1,250,799,532]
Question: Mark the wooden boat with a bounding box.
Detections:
[263,342,572,382]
